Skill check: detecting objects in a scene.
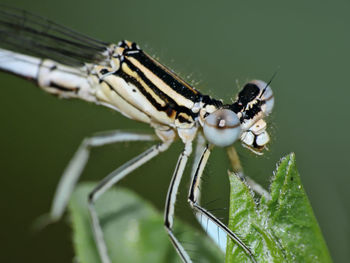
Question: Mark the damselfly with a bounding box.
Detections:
[0,6,274,263]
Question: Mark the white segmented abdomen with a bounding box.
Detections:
[37,59,98,103]
[0,48,41,79]
[0,48,100,104]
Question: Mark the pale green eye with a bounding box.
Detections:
[203,109,241,147]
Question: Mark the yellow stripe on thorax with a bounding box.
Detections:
[121,62,166,107]
[126,56,195,109]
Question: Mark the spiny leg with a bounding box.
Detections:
[164,142,193,263]
[50,130,157,221]
[227,146,271,200]
[188,145,256,263]
[190,133,207,186]
[88,141,171,263]
[190,134,228,250]
[190,135,228,251]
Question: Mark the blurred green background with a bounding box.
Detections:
[0,0,349,262]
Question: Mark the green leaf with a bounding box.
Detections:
[68,183,224,263]
[225,153,332,263]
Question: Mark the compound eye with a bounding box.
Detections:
[203,109,241,147]
[251,80,274,115]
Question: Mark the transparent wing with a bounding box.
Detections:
[0,5,110,67]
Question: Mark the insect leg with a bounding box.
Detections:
[164,142,193,263]
[188,145,256,262]
[189,134,228,251]
[50,130,157,221]
[88,141,171,263]
[227,146,270,199]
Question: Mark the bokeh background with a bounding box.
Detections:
[0,0,349,262]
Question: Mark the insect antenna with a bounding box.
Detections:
[260,67,279,98]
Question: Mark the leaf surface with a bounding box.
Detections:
[69,183,224,263]
[225,153,332,263]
